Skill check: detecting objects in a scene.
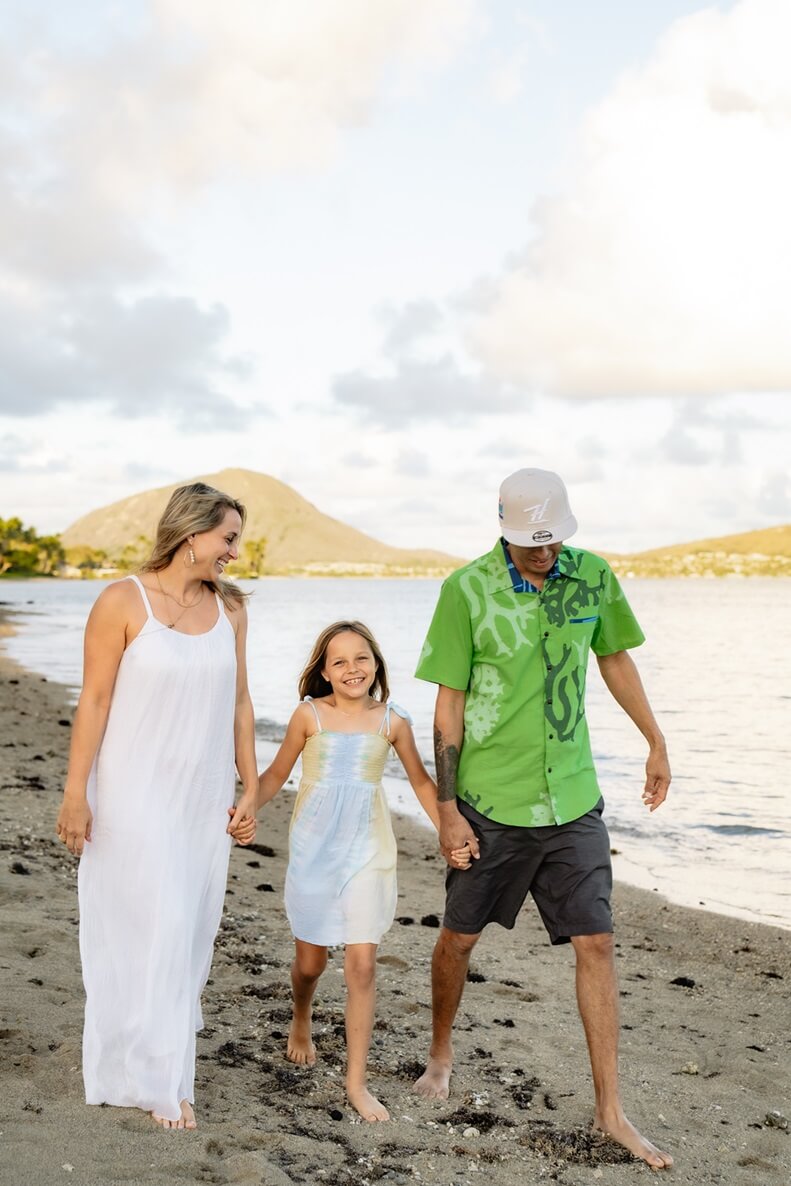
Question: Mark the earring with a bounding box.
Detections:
[189,547,196,565]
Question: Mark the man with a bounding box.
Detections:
[413,468,673,1170]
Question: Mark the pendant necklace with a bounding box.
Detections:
[155,572,204,629]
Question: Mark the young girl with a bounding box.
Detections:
[240,620,469,1123]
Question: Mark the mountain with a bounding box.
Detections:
[60,468,463,577]
[604,524,791,578]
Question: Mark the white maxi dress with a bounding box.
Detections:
[78,575,236,1122]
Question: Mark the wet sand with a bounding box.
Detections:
[1,604,789,1186]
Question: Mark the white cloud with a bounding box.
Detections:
[468,0,791,398]
[0,291,254,424]
[44,0,477,199]
[758,470,790,516]
[489,46,530,105]
[333,354,517,425]
[395,448,430,478]
[332,298,520,424]
[0,1,475,426]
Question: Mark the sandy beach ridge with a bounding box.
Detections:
[1,603,789,1186]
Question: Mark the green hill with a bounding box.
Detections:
[605,524,791,578]
[60,468,462,577]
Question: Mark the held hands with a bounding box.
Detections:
[56,794,93,856]
[449,842,473,870]
[227,793,258,845]
[439,812,479,871]
[642,742,671,812]
[439,811,480,868]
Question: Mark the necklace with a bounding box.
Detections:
[154,572,204,628]
[155,571,204,609]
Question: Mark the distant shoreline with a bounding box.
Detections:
[4,565,791,582]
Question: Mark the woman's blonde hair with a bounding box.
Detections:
[299,621,389,702]
[140,482,247,609]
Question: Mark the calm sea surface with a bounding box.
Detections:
[2,577,789,931]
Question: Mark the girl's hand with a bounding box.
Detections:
[449,842,472,870]
[56,794,93,857]
[227,796,257,845]
[229,815,257,845]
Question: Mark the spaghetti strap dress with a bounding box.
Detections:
[284,700,408,946]
[77,575,237,1122]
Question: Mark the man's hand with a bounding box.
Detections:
[642,743,671,811]
[438,804,480,864]
[596,650,671,813]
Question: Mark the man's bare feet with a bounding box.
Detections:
[347,1084,389,1122]
[594,1112,673,1169]
[286,1017,316,1066]
[151,1100,196,1130]
[413,1054,453,1100]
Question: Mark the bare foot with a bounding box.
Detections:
[594,1112,673,1169]
[152,1110,183,1130]
[413,1054,452,1100]
[286,1017,316,1066]
[180,1100,197,1130]
[152,1100,197,1130]
[347,1084,389,1122]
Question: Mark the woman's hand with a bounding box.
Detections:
[56,793,93,856]
[227,795,257,845]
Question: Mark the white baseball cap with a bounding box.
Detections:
[498,468,577,546]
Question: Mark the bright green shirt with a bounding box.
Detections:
[415,542,645,826]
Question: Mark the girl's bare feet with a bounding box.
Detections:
[286,1017,316,1066]
[152,1099,197,1130]
[347,1084,389,1122]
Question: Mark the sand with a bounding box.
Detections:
[1,602,789,1186]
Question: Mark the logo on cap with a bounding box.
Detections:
[524,498,550,523]
[532,529,553,543]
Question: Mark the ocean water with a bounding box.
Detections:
[2,576,789,931]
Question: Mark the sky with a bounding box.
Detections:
[1,0,790,557]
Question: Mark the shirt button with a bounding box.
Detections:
[543,631,549,638]
[546,664,553,671]
[548,768,553,773]
[549,734,554,740]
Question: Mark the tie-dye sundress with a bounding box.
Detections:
[284,699,407,946]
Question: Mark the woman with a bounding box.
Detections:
[56,481,258,1130]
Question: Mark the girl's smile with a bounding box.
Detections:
[321,632,377,707]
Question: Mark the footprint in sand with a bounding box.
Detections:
[377,955,409,969]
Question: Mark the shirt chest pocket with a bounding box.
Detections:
[566,614,600,649]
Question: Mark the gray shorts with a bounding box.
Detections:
[443,797,613,945]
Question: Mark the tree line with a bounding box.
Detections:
[0,518,268,578]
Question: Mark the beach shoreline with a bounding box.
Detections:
[1,608,789,1186]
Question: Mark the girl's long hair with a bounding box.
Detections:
[139,482,248,610]
[299,621,389,702]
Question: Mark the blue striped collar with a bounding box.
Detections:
[500,538,560,594]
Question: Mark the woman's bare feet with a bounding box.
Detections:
[151,1100,197,1130]
[286,1017,316,1066]
[413,1054,453,1100]
[594,1111,673,1169]
[180,1100,197,1130]
[347,1084,389,1122]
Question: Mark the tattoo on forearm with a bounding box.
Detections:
[434,727,460,803]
